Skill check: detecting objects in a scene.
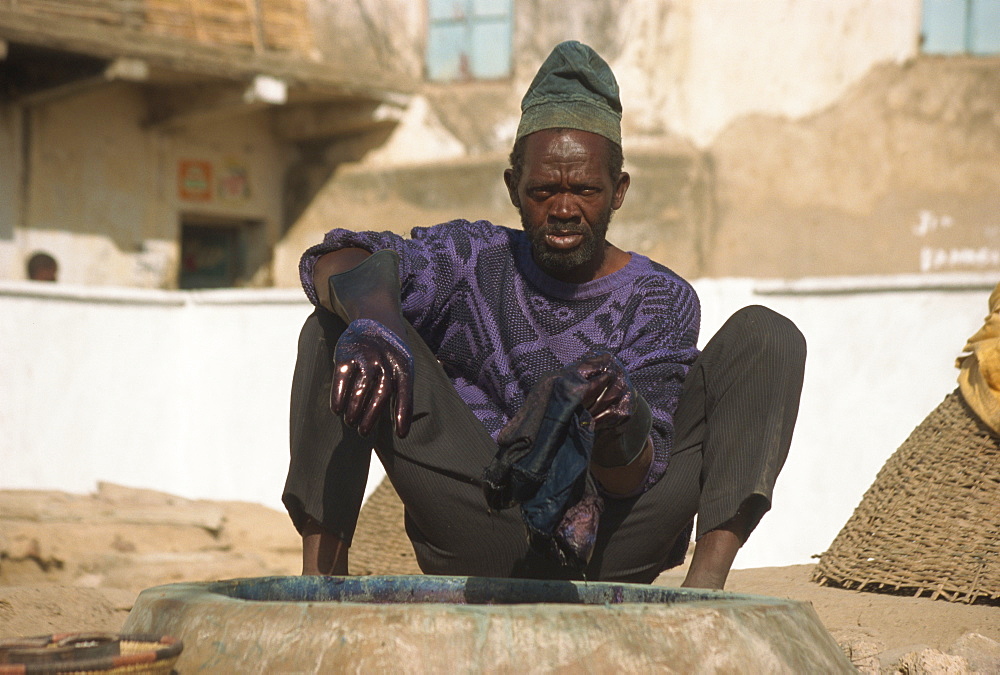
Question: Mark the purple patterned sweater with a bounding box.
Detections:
[300,219,701,488]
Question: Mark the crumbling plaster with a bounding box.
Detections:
[385,0,922,155]
[709,58,1000,277]
[307,0,425,81]
[0,105,21,273]
[614,0,921,146]
[282,0,960,282]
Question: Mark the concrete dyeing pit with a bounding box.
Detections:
[123,575,854,672]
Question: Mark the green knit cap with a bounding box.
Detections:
[516,41,622,146]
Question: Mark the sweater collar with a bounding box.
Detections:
[513,232,647,300]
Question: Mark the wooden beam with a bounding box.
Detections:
[144,82,269,130]
[244,74,286,105]
[272,100,406,142]
[145,76,286,130]
[247,0,265,53]
[0,8,414,99]
[17,57,149,107]
[105,57,150,82]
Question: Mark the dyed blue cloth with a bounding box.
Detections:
[482,371,601,569]
[300,219,700,490]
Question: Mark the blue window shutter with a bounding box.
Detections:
[922,0,969,53]
[429,0,466,21]
[428,22,468,81]
[970,0,1000,53]
[470,19,512,79]
[427,0,511,81]
[472,0,509,15]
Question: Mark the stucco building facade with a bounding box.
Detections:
[0,0,411,287]
[282,0,1000,284]
[2,0,998,287]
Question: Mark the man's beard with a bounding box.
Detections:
[523,207,614,275]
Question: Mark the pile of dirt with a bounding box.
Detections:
[0,483,301,599]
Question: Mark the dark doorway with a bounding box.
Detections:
[179,217,263,289]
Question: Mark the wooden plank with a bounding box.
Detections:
[13,0,144,27]
[246,0,264,53]
[144,0,197,40]
[271,100,403,142]
[260,0,312,53]
[0,7,414,96]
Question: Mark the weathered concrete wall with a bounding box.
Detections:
[1,275,993,569]
[0,0,426,287]
[0,86,288,287]
[4,0,976,285]
[272,144,711,287]
[709,58,1000,278]
[19,85,157,285]
[273,155,516,288]
[281,0,945,282]
[614,0,921,146]
[0,105,20,273]
[307,0,424,81]
[392,0,922,158]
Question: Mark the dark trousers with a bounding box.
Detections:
[283,305,806,583]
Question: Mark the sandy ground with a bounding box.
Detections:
[1,484,997,673]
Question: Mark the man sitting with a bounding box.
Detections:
[282,41,806,589]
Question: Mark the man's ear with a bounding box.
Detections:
[612,171,630,210]
[503,168,521,209]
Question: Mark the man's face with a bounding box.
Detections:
[505,129,629,283]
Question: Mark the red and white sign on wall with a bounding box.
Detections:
[178,160,213,202]
[218,158,251,203]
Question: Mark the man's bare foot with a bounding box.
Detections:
[681,527,742,590]
[681,502,761,590]
[301,518,349,575]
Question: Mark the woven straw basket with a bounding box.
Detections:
[349,477,423,576]
[813,389,999,604]
[0,634,181,674]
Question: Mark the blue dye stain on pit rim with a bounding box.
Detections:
[204,575,783,607]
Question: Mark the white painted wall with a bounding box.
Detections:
[615,0,923,146]
[0,273,994,569]
[695,274,995,568]
[0,283,311,510]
